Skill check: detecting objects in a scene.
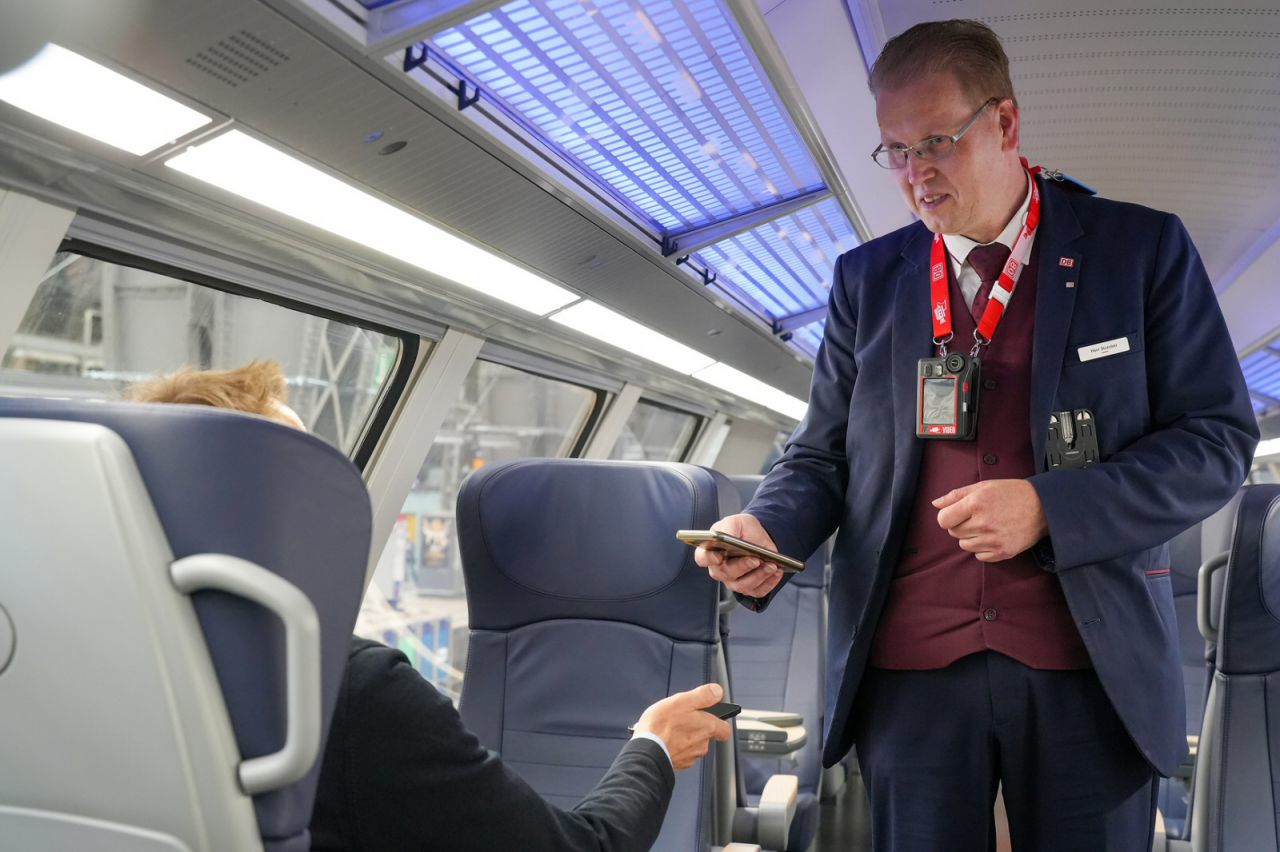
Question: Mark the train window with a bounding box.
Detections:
[609,399,702,462]
[760,429,792,473]
[355,359,605,703]
[0,250,405,455]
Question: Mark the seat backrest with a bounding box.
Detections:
[0,398,370,852]
[1169,523,1206,733]
[725,475,827,800]
[456,459,739,851]
[1192,484,1280,852]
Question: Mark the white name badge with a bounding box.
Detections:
[1078,337,1131,362]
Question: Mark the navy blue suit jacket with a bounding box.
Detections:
[743,176,1259,777]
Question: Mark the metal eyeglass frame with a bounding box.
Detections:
[870,97,1001,169]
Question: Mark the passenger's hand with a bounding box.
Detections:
[934,479,1048,562]
[692,513,785,599]
[632,683,733,771]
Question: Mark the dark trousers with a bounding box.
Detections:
[852,652,1158,852]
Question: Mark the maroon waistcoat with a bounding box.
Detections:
[869,241,1091,671]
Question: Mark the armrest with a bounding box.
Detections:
[739,708,803,727]
[756,774,799,851]
[715,845,762,852]
[737,719,808,755]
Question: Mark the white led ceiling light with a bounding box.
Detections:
[550,300,716,376]
[1256,437,1280,461]
[693,361,808,421]
[0,44,211,155]
[166,130,578,317]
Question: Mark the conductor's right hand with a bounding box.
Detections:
[692,513,785,599]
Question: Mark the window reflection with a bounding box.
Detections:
[1,251,401,454]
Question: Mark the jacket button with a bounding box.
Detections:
[983,378,998,390]
[983,608,998,622]
[983,453,998,465]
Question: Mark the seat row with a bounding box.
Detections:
[1155,485,1280,852]
[0,398,835,852]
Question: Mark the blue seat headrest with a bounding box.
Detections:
[457,459,737,642]
[1218,485,1280,675]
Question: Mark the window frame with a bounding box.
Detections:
[615,396,706,463]
[56,237,420,468]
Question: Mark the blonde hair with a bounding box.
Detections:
[125,359,289,419]
[869,19,1016,107]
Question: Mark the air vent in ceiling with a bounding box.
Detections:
[185,30,290,88]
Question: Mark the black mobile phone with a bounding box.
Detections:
[675,529,806,573]
[705,701,741,721]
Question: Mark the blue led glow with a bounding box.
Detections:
[692,195,855,321]
[789,320,825,358]
[1242,346,1280,411]
[427,0,825,231]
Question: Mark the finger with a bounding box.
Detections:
[693,544,724,568]
[932,484,973,509]
[711,719,732,741]
[708,555,762,583]
[936,499,973,531]
[684,682,724,709]
[739,570,782,599]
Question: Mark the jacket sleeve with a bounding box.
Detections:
[738,253,859,611]
[321,644,674,852]
[1029,213,1259,571]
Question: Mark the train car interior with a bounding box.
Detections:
[1,0,1279,850]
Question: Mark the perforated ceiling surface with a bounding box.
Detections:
[851,0,1280,294]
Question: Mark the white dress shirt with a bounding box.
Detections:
[941,175,1036,310]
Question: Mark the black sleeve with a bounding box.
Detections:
[310,641,675,852]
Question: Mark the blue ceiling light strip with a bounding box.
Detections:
[425,0,825,232]
[1241,346,1280,413]
[791,321,825,357]
[692,195,855,324]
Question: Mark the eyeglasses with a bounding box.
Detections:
[871,98,1000,170]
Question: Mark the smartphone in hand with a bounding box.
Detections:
[676,529,805,573]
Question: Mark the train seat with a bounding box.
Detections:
[0,398,370,852]
[456,459,796,852]
[1171,484,1280,852]
[726,475,827,852]
[1157,522,1206,837]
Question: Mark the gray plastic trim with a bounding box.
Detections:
[0,806,192,852]
[1198,552,1230,643]
[169,554,321,796]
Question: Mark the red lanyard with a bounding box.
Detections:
[929,168,1041,353]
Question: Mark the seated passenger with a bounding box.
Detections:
[127,360,732,852]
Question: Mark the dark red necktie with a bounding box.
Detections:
[966,243,1012,322]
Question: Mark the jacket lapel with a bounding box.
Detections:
[891,227,935,518]
[1029,178,1085,469]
